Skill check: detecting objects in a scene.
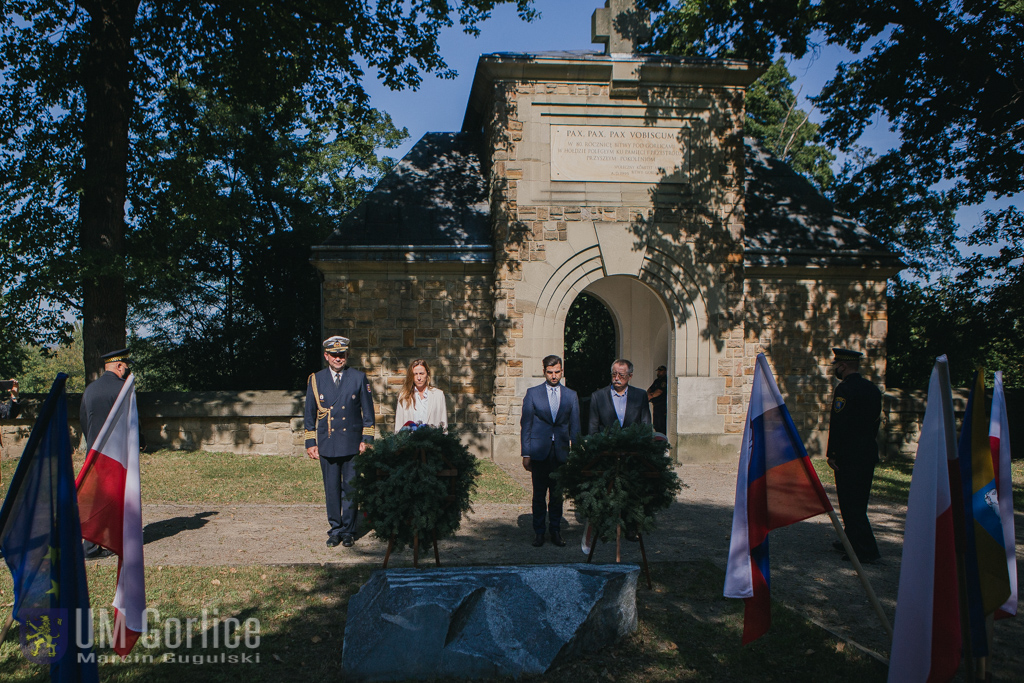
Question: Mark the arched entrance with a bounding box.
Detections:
[564,292,616,429]
[563,275,671,433]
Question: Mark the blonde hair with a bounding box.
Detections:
[398,359,431,409]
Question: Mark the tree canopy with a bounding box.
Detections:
[1,0,535,382]
[645,0,1023,388]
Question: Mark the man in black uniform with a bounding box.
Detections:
[305,336,375,548]
[80,349,132,449]
[826,348,882,563]
[79,348,133,559]
[646,365,668,434]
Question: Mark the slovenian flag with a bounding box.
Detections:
[725,354,833,643]
[989,371,1017,619]
[888,355,962,682]
[957,369,1011,655]
[75,374,146,656]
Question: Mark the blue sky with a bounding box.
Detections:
[363,0,896,160]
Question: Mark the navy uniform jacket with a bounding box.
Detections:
[588,384,652,435]
[520,383,581,462]
[80,370,126,450]
[825,373,882,467]
[304,367,375,458]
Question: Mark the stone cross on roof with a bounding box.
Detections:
[591,0,651,55]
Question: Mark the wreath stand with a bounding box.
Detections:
[581,450,660,590]
[378,447,460,570]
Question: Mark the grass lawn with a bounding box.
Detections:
[812,456,1024,509]
[3,449,530,506]
[0,561,885,682]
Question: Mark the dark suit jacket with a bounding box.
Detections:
[520,383,581,462]
[588,384,652,435]
[80,370,126,450]
[304,367,375,458]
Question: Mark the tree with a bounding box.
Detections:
[644,0,1022,263]
[645,0,1023,386]
[1,0,536,380]
[745,59,834,191]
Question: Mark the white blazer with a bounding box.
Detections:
[395,386,448,430]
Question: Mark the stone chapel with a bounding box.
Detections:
[310,1,902,465]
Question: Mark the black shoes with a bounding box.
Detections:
[532,533,545,547]
[85,547,114,560]
[832,541,845,552]
[551,531,567,547]
[328,534,355,548]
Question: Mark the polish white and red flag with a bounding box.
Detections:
[990,371,1017,619]
[75,374,146,657]
[887,356,961,682]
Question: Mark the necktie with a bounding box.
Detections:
[548,386,559,421]
[334,372,341,389]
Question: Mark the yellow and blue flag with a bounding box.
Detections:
[957,369,1011,655]
[0,374,98,682]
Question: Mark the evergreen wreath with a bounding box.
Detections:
[354,426,479,551]
[557,423,682,543]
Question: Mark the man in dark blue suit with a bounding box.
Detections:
[521,355,581,547]
[588,359,652,434]
[305,336,375,548]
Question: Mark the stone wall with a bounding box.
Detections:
[0,391,306,458]
[742,275,890,456]
[318,262,497,456]
[485,75,751,462]
[3,386,1018,462]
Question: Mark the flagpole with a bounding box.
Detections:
[0,612,13,646]
[828,510,893,640]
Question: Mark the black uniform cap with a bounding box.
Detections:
[831,348,863,363]
[100,348,132,365]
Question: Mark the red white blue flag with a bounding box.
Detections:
[725,354,833,644]
[75,374,146,656]
[989,371,1017,619]
[888,355,962,682]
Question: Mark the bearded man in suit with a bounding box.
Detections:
[520,355,581,548]
[305,336,375,548]
[588,359,652,435]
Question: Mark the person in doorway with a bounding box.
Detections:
[520,355,581,547]
[395,359,448,429]
[826,348,882,563]
[646,365,668,434]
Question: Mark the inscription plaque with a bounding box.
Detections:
[550,125,687,183]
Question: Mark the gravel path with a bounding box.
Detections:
[106,462,1024,676]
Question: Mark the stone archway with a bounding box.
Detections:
[582,276,670,397]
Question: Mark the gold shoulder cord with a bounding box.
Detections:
[306,373,332,441]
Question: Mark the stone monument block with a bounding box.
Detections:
[342,564,639,680]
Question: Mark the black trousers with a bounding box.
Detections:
[653,406,667,434]
[835,457,880,559]
[320,453,358,537]
[531,448,564,535]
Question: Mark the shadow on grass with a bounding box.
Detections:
[144,511,219,544]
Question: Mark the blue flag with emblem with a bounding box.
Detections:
[0,374,99,682]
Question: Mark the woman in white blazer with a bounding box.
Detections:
[395,359,448,430]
